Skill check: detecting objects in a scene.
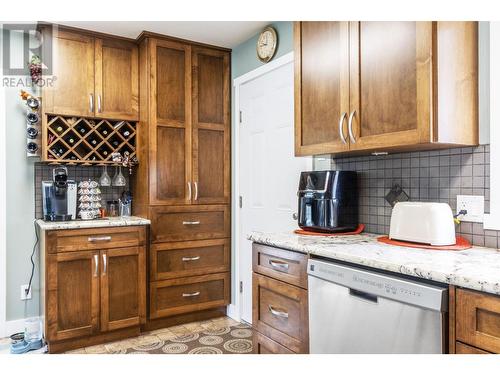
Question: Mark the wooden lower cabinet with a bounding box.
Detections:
[150,272,230,319]
[449,286,500,354]
[100,246,146,331]
[150,205,230,243]
[252,243,309,354]
[42,226,147,352]
[253,331,294,354]
[455,342,490,354]
[151,239,230,280]
[46,250,100,342]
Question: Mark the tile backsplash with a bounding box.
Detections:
[323,145,497,248]
[34,163,130,219]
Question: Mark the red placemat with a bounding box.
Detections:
[294,224,365,236]
[377,235,472,251]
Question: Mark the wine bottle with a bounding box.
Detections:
[122,130,130,137]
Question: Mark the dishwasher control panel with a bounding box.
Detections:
[308,259,448,312]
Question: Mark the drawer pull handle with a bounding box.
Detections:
[182,256,200,262]
[182,291,200,297]
[93,254,99,277]
[182,221,200,225]
[88,236,112,242]
[269,259,289,272]
[268,305,289,319]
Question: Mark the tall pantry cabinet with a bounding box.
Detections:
[133,34,231,326]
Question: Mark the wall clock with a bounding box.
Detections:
[256,26,278,63]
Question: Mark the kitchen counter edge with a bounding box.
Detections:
[248,231,500,296]
[36,216,151,231]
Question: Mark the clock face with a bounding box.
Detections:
[257,27,277,63]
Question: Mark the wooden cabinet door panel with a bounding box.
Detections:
[294,22,350,156]
[44,30,95,117]
[150,39,192,204]
[253,273,309,353]
[100,246,146,332]
[456,288,500,353]
[154,126,190,203]
[349,22,433,151]
[151,239,230,280]
[192,47,230,204]
[46,251,99,342]
[95,38,138,120]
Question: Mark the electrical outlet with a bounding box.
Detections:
[20,284,32,300]
[456,195,484,223]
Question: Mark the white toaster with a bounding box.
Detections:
[389,202,456,246]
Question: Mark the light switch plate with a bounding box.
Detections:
[457,195,484,223]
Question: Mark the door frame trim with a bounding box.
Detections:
[0,48,6,336]
[230,52,296,322]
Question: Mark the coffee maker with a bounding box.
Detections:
[297,170,358,233]
[42,167,77,221]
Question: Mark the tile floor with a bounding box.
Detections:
[0,316,246,354]
[66,316,245,354]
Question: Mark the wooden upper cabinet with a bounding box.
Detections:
[44,30,95,117]
[192,47,230,204]
[42,28,139,121]
[94,38,139,120]
[100,246,146,332]
[294,21,478,156]
[348,22,432,150]
[46,251,100,342]
[294,22,350,156]
[150,40,192,205]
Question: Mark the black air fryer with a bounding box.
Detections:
[297,170,358,233]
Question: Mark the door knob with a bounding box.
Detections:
[292,213,298,220]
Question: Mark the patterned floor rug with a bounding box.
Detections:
[117,323,253,354]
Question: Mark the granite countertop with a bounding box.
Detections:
[248,231,500,296]
[36,216,151,231]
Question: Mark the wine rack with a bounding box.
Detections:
[44,115,137,164]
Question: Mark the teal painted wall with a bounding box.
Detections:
[1,28,40,322]
[231,21,293,79]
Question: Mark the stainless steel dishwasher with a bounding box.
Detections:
[308,258,448,354]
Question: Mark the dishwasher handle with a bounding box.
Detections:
[349,288,378,304]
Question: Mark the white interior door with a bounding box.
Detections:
[238,59,312,323]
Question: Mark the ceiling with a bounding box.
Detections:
[56,21,270,48]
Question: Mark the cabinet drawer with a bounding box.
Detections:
[150,205,229,243]
[456,342,490,354]
[151,239,230,280]
[46,226,146,253]
[253,273,309,353]
[253,331,294,354]
[252,243,308,289]
[150,272,230,319]
[456,288,500,353]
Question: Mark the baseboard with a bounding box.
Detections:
[4,316,41,337]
